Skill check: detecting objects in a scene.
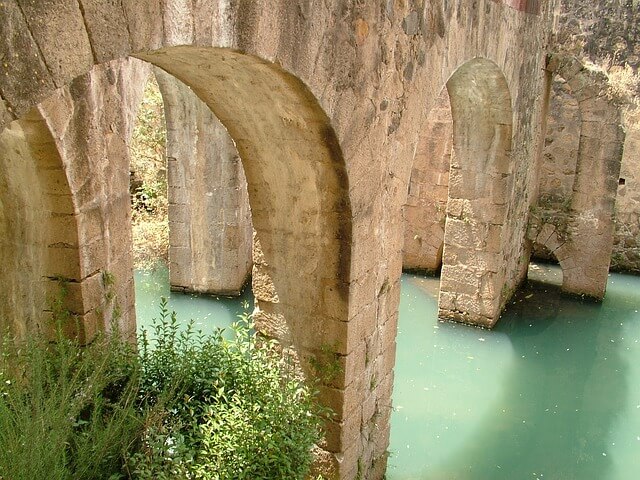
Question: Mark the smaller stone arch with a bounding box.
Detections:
[529,54,626,299]
[0,109,93,340]
[437,58,515,328]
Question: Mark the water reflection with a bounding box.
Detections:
[388,267,640,480]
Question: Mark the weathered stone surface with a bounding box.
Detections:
[78,0,131,63]
[156,68,253,296]
[0,95,16,131]
[16,0,94,87]
[122,0,163,52]
[0,1,56,117]
[534,54,625,297]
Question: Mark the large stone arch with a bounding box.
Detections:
[437,58,515,328]
[135,54,357,475]
[2,42,355,478]
[528,54,626,299]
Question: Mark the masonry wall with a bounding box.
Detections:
[0,1,556,478]
[538,0,639,273]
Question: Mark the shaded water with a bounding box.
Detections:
[134,264,253,337]
[388,266,640,480]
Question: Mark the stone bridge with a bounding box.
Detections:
[0,1,625,478]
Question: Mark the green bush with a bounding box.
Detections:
[131,299,326,480]
[0,328,143,480]
[0,298,326,479]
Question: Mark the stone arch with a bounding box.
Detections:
[144,48,355,475]
[437,58,515,328]
[2,43,354,474]
[137,47,352,354]
[403,87,453,273]
[528,54,625,299]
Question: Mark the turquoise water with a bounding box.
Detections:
[387,267,640,480]
[134,264,253,338]
[134,264,640,479]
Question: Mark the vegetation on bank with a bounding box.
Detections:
[0,301,326,480]
[130,75,169,271]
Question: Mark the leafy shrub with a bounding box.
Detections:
[0,299,326,480]
[0,328,143,480]
[131,299,326,479]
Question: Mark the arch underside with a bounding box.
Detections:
[136,47,353,354]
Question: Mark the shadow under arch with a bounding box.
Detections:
[437,57,515,328]
[0,109,81,338]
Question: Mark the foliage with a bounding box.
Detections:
[129,75,169,270]
[130,298,326,479]
[0,298,326,480]
[0,327,143,480]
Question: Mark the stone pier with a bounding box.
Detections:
[155,69,253,296]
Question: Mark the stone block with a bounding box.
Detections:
[335,439,361,479]
[448,168,492,200]
[123,0,163,52]
[45,244,82,280]
[0,1,56,116]
[76,206,105,244]
[45,192,76,215]
[322,409,361,454]
[485,224,503,253]
[444,218,488,250]
[579,97,619,123]
[318,382,359,420]
[440,264,481,295]
[536,222,556,246]
[322,278,349,322]
[162,0,195,46]
[580,121,621,141]
[78,0,131,63]
[168,203,191,224]
[46,213,80,247]
[78,237,107,278]
[48,271,104,315]
[16,0,93,88]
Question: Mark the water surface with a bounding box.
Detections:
[135,264,253,338]
[133,263,640,479]
[388,266,640,480]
